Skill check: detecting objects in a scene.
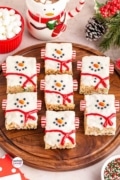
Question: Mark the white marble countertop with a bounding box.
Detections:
[0,0,120,180]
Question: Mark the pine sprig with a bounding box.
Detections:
[86,0,120,52]
[99,13,120,51]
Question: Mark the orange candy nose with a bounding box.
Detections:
[55,82,62,87]
[19,99,25,104]
[57,119,63,124]
[56,49,62,55]
[99,102,105,107]
[45,12,54,16]
[93,63,99,68]
[18,62,24,67]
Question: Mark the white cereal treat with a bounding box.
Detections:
[44,111,76,149]
[4,55,39,93]
[79,55,110,94]
[83,94,116,136]
[4,92,38,130]
[44,74,75,110]
[42,43,74,74]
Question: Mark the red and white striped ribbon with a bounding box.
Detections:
[37,100,42,110]
[2,62,6,74]
[41,116,46,128]
[40,79,45,90]
[75,117,79,129]
[115,100,120,112]
[36,63,40,73]
[77,60,82,71]
[73,79,78,91]
[80,100,86,111]
[41,48,45,59]
[2,99,7,110]
[67,0,85,19]
[72,50,76,59]
[109,64,114,74]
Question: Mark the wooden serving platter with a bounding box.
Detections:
[0,43,120,171]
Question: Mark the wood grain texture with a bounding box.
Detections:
[0,43,120,171]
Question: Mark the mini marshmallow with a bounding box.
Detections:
[46,0,52,4]
[0,8,22,40]
[3,18,10,26]
[15,20,22,26]
[6,31,15,39]
[40,0,46,3]
[0,26,6,34]
[14,14,21,21]
[2,10,9,20]
[0,11,3,17]
[13,26,21,34]
[0,33,7,40]
[9,9,15,16]
[6,24,13,32]
[9,15,16,22]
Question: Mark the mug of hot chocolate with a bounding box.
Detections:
[26,0,85,40]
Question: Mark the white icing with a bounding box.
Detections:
[45,74,74,104]
[81,56,110,89]
[45,43,72,72]
[44,111,75,146]
[6,56,37,88]
[85,94,116,129]
[5,92,38,128]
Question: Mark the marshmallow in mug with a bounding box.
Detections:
[34,0,58,4]
[0,8,22,40]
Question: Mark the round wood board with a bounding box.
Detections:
[0,43,120,171]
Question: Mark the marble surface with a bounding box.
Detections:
[0,0,120,180]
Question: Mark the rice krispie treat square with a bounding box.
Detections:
[41,111,78,149]
[2,92,41,130]
[41,43,76,74]
[43,74,75,110]
[2,55,40,93]
[81,94,117,136]
[79,55,111,94]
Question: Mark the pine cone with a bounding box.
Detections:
[85,17,106,41]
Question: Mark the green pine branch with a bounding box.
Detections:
[94,0,104,13]
[98,13,120,51]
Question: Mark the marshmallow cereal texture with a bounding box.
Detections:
[0,8,22,40]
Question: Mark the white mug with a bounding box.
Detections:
[26,0,85,40]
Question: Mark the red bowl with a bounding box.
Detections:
[0,7,24,54]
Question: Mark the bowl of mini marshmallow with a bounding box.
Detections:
[0,7,24,53]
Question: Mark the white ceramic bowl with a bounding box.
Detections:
[101,155,120,180]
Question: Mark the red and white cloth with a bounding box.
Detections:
[0,154,28,180]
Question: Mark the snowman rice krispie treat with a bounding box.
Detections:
[41,110,79,149]
[41,42,76,75]
[78,55,114,94]
[40,74,78,110]
[2,55,40,93]
[80,94,119,136]
[2,92,42,130]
